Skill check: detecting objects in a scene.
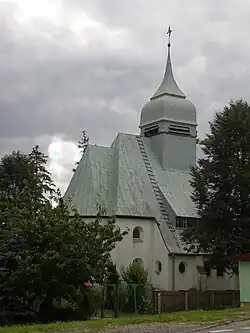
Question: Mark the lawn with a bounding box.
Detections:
[1,308,250,333]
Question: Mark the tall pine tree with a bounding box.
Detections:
[182,99,250,272]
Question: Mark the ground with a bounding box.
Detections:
[1,308,250,333]
[92,320,250,333]
[206,320,250,333]
[97,323,213,333]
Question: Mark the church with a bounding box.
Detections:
[64,29,237,291]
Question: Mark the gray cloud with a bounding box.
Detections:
[1,0,250,189]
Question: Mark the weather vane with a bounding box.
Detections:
[167,26,172,47]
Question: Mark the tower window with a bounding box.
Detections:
[169,124,190,135]
[144,125,159,137]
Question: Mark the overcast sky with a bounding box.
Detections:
[2,0,250,192]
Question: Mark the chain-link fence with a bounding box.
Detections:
[85,283,154,319]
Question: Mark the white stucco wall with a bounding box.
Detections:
[207,268,239,290]
[171,255,238,291]
[83,216,238,291]
[111,217,170,291]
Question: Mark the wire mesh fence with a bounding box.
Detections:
[85,283,154,319]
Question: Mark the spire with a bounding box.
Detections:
[151,26,186,100]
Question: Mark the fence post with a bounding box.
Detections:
[152,288,156,314]
[101,285,105,318]
[133,285,137,313]
[157,291,161,314]
[210,291,215,309]
[114,283,119,318]
[185,291,189,310]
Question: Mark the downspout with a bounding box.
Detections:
[171,253,175,291]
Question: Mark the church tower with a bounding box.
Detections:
[139,27,197,171]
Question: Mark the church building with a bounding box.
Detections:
[64,29,237,291]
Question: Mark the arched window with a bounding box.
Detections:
[133,258,143,265]
[133,226,143,241]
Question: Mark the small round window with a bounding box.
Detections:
[179,262,186,274]
[155,261,162,275]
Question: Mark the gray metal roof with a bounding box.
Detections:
[142,136,197,218]
[64,133,197,253]
[64,145,113,215]
[139,45,196,129]
[151,47,185,100]
[159,174,198,218]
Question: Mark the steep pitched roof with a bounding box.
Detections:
[64,134,156,217]
[64,133,197,253]
[64,145,113,215]
[110,134,154,216]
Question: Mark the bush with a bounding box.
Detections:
[121,262,149,314]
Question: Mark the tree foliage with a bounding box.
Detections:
[121,262,149,314]
[106,263,120,285]
[0,146,126,324]
[0,146,54,203]
[121,262,148,285]
[182,99,250,272]
[73,130,89,172]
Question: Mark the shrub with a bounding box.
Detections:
[121,262,149,313]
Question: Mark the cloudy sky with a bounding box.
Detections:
[2,0,250,192]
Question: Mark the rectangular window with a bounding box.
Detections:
[176,217,187,229]
[176,217,198,229]
[169,124,190,135]
[144,125,159,137]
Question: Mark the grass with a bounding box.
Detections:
[1,308,250,333]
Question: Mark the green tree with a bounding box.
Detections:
[73,130,89,172]
[0,151,32,200]
[104,263,120,312]
[182,99,250,272]
[0,146,54,203]
[0,147,126,324]
[106,263,120,285]
[28,145,55,201]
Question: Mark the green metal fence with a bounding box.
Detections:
[86,283,154,319]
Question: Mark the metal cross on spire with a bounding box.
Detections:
[167,25,172,48]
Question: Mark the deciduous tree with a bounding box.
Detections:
[0,146,126,324]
